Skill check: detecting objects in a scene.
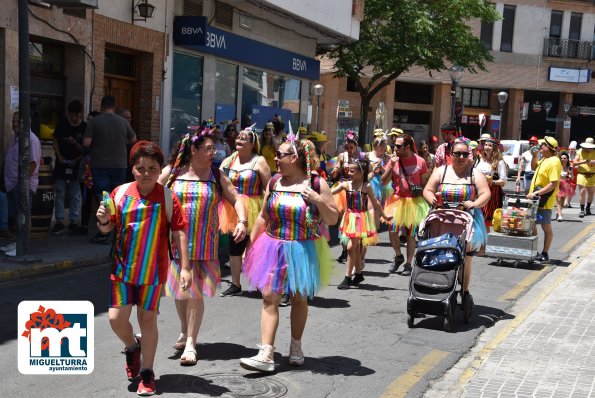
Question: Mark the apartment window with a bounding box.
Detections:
[549,11,563,39]
[346,77,359,92]
[569,13,582,41]
[500,5,516,52]
[480,21,494,50]
[394,82,433,104]
[458,87,490,108]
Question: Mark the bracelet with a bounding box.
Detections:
[98,220,110,226]
[238,220,248,226]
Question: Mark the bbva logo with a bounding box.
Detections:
[18,301,94,375]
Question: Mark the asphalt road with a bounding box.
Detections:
[1,192,591,398]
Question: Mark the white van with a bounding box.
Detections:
[501,140,530,177]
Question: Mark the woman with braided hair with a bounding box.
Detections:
[239,138,338,373]
[158,130,247,366]
[219,126,271,297]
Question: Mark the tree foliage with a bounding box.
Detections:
[328,0,500,143]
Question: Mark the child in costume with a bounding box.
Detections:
[159,130,247,366]
[97,141,190,396]
[332,158,392,289]
[219,125,271,297]
[239,129,339,373]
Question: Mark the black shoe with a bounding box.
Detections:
[579,211,586,218]
[587,209,592,216]
[337,276,352,290]
[279,293,291,307]
[51,222,65,235]
[89,232,109,244]
[535,253,550,263]
[351,273,365,286]
[220,284,242,297]
[401,263,412,276]
[337,249,348,263]
[566,203,572,208]
[389,254,404,273]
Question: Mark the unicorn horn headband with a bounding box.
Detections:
[287,121,298,154]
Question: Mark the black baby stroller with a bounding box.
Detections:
[406,207,475,332]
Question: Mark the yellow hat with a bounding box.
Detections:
[388,128,404,136]
[542,136,558,150]
[469,141,479,149]
[374,128,385,137]
[308,132,329,142]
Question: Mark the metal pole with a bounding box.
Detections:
[498,106,503,141]
[450,82,456,124]
[17,0,31,256]
[315,95,320,132]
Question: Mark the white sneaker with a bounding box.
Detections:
[288,338,304,366]
[240,344,275,373]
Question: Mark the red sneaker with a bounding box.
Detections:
[137,369,156,396]
[124,338,141,381]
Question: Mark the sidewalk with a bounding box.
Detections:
[425,228,595,398]
[0,230,110,282]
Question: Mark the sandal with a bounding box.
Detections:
[173,334,186,351]
[180,346,197,366]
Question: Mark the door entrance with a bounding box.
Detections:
[104,49,139,132]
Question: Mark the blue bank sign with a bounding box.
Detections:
[173,16,320,81]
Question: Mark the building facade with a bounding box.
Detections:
[316,0,595,153]
[1,0,361,158]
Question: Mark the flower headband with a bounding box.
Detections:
[454,136,471,147]
[345,130,358,143]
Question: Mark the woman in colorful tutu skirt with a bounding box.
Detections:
[555,150,573,221]
[475,136,507,231]
[329,130,368,263]
[423,139,491,311]
[332,158,392,289]
[368,136,394,210]
[382,134,431,276]
[159,130,247,366]
[219,127,271,297]
[239,138,338,373]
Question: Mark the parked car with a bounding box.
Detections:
[501,140,530,177]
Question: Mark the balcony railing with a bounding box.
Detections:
[543,37,593,60]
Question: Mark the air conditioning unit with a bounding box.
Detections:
[45,0,98,8]
[338,111,352,118]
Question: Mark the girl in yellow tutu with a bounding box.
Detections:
[219,126,272,296]
[329,130,368,263]
[332,159,392,289]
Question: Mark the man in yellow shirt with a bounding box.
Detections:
[574,137,595,218]
[528,136,562,263]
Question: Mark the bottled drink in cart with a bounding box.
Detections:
[435,192,443,207]
[515,180,521,194]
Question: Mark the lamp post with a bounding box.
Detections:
[449,65,464,125]
[313,83,324,132]
[497,91,509,141]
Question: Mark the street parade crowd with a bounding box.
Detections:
[49,95,592,396]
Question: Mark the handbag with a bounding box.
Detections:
[399,159,423,197]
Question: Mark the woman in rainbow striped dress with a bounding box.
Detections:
[219,127,271,297]
[159,130,247,366]
[239,138,338,373]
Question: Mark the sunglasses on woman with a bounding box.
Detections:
[452,151,468,158]
[276,151,294,159]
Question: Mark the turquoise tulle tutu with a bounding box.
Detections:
[370,175,393,206]
[242,233,332,298]
[470,209,488,252]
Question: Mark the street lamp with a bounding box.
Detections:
[497,91,509,141]
[449,65,464,125]
[313,83,324,132]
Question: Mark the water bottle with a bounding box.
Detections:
[515,180,521,194]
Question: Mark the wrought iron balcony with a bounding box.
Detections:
[543,37,593,60]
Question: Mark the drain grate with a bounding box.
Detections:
[189,373,288,397]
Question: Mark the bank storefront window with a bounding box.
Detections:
[241,67,301,130]
[170,51,203,150]
[215,61,238,123]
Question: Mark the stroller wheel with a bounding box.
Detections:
[463,294,474,324]
[407,312,414,328]
[444,315,451,332]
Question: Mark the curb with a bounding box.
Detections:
[0,255,109,282]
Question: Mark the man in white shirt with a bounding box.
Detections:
[516,136,539,193]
